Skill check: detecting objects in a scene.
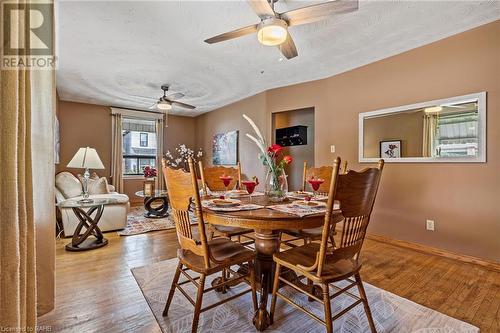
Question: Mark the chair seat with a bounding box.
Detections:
[213,225,253,237]
[273,243,360,282]
[285,227,323,239]
[283,213,343,240]
[179,238,255,274]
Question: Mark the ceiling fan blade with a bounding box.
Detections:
[278,33,298,60]
[167,92,184,101]
[280,0,358,27]
[246,0,275,19]
[130,94,156,100]
[205,24,259,44]
[148,103,158,110]
[171,101,196,110]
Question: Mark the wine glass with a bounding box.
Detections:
[219,175,233,197]
[241,180,257,203]
[308,178,325,198]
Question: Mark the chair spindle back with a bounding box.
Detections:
[162,158,211,268]
[302,161,333,193]
[316,158,384,276]
[198,161,241,194]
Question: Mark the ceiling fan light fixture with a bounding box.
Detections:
[157,100,172,110]
[257,18,288,46]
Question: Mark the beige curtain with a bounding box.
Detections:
[0,3,37,329]
[111,113,124,193]
[156,118,165,191]
[422,114,438,157]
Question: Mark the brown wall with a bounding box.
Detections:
[57,100,197,203]
[57,101,112,174]
[195,21,500,262]
[196,92,269,187]
[364,111,424,158]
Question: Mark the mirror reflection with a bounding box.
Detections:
[363,98,481,160]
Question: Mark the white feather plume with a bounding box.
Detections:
[243,114,265,144]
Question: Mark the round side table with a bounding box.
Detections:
[135,190,169,218]
[57,198,118,251]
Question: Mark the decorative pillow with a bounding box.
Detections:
[77,175,110,195]
[55,172,83,199]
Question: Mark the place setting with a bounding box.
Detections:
[202,174,265,212]
[268,197,337,217]
[201,197,264,212]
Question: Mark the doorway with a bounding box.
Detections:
[272,107,315,191]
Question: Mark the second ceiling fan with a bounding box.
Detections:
[204,0,359,59]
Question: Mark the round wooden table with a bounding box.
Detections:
[203,195,332,331]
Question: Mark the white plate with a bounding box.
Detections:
[291,200,326,209]
[287,191,313,199]
[209,198,241,207]
[226,190,249,197]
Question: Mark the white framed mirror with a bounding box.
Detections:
[359,92,486,163]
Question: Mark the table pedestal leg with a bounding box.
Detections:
[252,229,280,331]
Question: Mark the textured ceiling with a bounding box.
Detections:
[56,1,500,116]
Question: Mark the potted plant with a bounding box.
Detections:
[142,165,157,196]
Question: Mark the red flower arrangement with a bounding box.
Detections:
[143,165,157,178]
[267,143,283,155]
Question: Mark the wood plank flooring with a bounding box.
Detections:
[38,229,500,332]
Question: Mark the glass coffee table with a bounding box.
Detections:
[135,190,169,218]
[57,198,118,251]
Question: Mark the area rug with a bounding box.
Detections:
[131,258,479,333]
[118,207,176,236]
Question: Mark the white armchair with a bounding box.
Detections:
[55,172,130,236]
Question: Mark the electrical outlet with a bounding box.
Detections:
[426,219,435,231]
[330,145,336,153]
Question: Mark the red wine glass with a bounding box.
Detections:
[219,175,233,196]
[308,178,325,198]
[241,180,257,202]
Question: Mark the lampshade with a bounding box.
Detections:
[67,147,105,169]
[257,18,288,46]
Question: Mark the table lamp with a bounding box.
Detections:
[67,147,105,203]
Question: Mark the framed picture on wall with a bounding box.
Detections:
[212,130,238,165]
[380,140,402,158]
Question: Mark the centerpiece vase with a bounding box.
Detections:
[265,168,288,202]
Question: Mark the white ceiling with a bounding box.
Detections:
[56,0,500,116]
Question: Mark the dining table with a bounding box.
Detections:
[202,194,341,331]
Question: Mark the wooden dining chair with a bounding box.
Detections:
[301,161,333,194]
[198,161,254,244]
[270,157,384,333]
[198,161,241,193]
[283,160,350,247]
[162,158,258,333]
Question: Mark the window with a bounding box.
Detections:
[435,111,479,157]
[139,133,148,147]
[122,118,157,175]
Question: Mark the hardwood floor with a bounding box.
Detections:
[38,229,500,332]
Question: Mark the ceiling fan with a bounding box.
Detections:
[148,85,196,111]
[204,0,359,59]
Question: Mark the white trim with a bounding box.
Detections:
[111,107,164,120]
[358,92,487,163]
[123,175,146,180]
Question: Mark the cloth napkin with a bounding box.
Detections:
[207,190,265,197]
[286,192,328,201]
[268,202,339,217]
[202,200,264,212]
